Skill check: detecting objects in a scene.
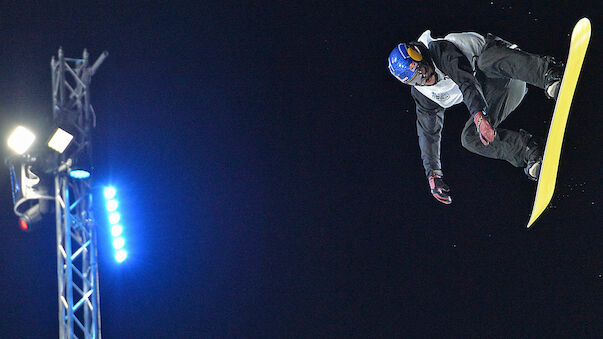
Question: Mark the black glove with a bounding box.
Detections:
[428,169,452,204]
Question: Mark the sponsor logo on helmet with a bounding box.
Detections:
[409,61,418,72]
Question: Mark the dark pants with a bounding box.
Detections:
[460,34,552,168]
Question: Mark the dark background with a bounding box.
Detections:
[0,1,600,337]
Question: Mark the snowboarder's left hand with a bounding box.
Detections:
[428,169,452,204]
[474,111,495,146]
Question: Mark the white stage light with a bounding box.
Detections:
[110,224,123,237]
[108,212,120,224]
[47,128,74,153]
[115,249,128,263]
[7,126,36,155]
[112,237,125,250]
[104,187,116,200]
[106,199,118,212]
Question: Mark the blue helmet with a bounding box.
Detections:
[388,43,423,84]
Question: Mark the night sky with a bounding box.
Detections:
[0,1,600,337]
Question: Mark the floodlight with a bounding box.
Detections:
[106,199,118,212]
[7,126,36,155]
[15,199,50,232]
[115,249,128,263]
[47,128,74,153]
[108,212,120,224]
[110,224,123,237]
[8,162,53,230]
[104,187,116,200]
[20,202,44,226]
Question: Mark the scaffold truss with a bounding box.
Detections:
[51,48,107,339]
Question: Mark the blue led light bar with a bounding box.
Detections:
[104,186,127,263]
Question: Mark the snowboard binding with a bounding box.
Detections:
[544,57,565,100]
[524,134,544,181]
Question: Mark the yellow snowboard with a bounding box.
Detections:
[527,18,591,228]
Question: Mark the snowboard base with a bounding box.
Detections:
[527,18,591,228]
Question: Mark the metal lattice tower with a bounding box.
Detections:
[51,48,108,339]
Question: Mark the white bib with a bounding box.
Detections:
[413,30,485,108]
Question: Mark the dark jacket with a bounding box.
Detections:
[411,40,488,176]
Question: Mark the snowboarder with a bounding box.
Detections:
[388,30,564,204]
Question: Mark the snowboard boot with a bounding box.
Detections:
[524,134,544,181]
[544,57,565,100]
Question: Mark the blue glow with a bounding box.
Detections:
[106,199,119,212]
[112,237,125,250]
[110,224,123,237]
[115,249,128,263]
[108,212,121,224]
[70,170,91,179]
[104,187,116,200]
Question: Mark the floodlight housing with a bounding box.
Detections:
[47,128,74,153]
[8,161,53,227]
[19,203,44,229]
[7,126,36,155]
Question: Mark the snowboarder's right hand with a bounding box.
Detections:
[474,111,495,146]
[428,169,452,204]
